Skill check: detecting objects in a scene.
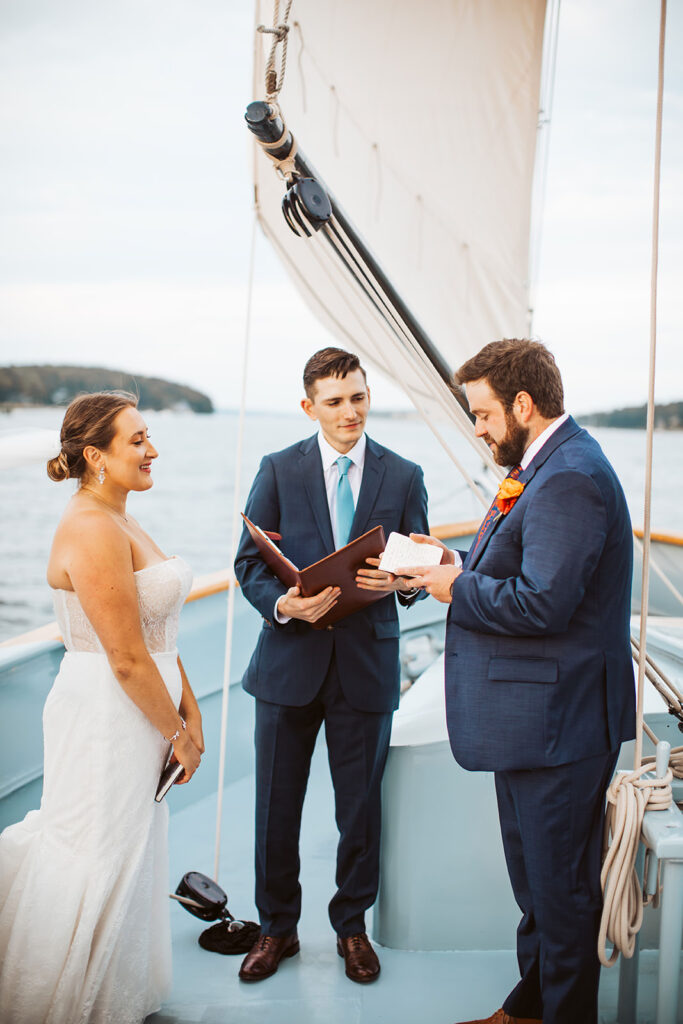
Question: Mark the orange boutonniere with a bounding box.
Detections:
[494,478,525,515]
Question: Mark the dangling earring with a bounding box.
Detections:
[98,465,106,485]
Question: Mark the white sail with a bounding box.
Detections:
[251,0,548,484]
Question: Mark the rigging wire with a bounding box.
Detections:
[598,0,672,968]
[631,636,683,725]
[528,0,562,333]
[292,210,493,506]
[313,225,494,508]
[321,220,496,480]
[634,0,667,772]
[213,212,258,882]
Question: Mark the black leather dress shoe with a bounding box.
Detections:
[238,932,299,982]
[336,932,381,983]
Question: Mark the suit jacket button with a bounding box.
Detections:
[326,624,334,631]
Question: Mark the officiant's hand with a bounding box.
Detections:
[356,557,416,593]
[278,585,341,623]
[395,562,462,603]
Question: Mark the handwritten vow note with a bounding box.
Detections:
[378,533,444,575]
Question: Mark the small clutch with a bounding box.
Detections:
[155,759,185,802]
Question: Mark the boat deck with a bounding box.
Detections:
[152,738,683,1024]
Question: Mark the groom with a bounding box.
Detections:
[234,347,428,983]
[404,340,635,1024]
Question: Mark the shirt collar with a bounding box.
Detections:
[317,431,367,471]
[520,412,569,470]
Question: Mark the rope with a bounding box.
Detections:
[633,0,667,770]
[631,635,683,730]
[213,212,258,881]
[642,745,683,782]
[257,128,298,180]
[598,762,673,966]
[598,0,669,968]
[257,0,294,102]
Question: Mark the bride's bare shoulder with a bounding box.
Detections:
[48,504,132,590]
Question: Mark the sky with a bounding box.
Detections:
[0,0,681,415]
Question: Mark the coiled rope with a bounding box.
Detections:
[598,761,673,966]
[598,0,672,968]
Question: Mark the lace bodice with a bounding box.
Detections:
[53,556,193,654]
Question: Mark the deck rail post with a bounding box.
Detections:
[654,857,683,1024]
[616,846,644,1024]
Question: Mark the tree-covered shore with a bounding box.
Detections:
[579,401,682,430]
[0,365,213,413]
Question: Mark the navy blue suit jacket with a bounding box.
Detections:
[445,416,636,771]
[235,434,429,713]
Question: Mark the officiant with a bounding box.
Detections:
[234,347,429,985]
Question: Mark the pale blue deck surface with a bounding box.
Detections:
[152,739,683,1024]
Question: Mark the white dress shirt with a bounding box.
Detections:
[519,412,569,471]
[274,432,367,623]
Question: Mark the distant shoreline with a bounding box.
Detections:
[3,394,682,431]
[0,365,214,414]
[578,400,682,431]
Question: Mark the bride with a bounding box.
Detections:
[0,391,204,1024]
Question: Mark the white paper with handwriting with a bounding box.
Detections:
[378,532,446,575]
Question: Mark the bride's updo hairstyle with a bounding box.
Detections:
[47,391,138,482]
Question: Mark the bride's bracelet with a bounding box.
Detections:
[164,717,186,744]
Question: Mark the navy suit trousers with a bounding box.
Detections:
[496,750,618,1024]
[254,657,393,937]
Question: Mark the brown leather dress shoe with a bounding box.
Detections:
[336,932,381,983]
[454,1010,542,1024]
[238,932,299,982]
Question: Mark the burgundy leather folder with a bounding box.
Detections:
[241,513,387,628]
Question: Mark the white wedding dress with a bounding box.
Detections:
[0,557,192,1024]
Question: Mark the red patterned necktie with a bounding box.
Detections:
[469,464,522,562]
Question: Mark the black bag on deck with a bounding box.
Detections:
[172,871,260,954]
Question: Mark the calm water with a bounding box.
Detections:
[1,406,681,641]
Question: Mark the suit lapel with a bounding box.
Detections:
[349,436,385,542]
[466,506,504,570]
[299,436,335,553]
[466,417,583,571]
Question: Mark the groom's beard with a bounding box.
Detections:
[488,411,530,468]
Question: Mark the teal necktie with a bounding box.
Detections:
[335,456,355,547]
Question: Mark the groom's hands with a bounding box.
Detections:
[395,533,462,604]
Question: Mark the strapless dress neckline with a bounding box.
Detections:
[51,555,180,594]
[52,556,192,655]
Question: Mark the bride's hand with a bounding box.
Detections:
[171,732,202,784]
[183,709,205,756]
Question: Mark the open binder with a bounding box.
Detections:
[241,514,387,628]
